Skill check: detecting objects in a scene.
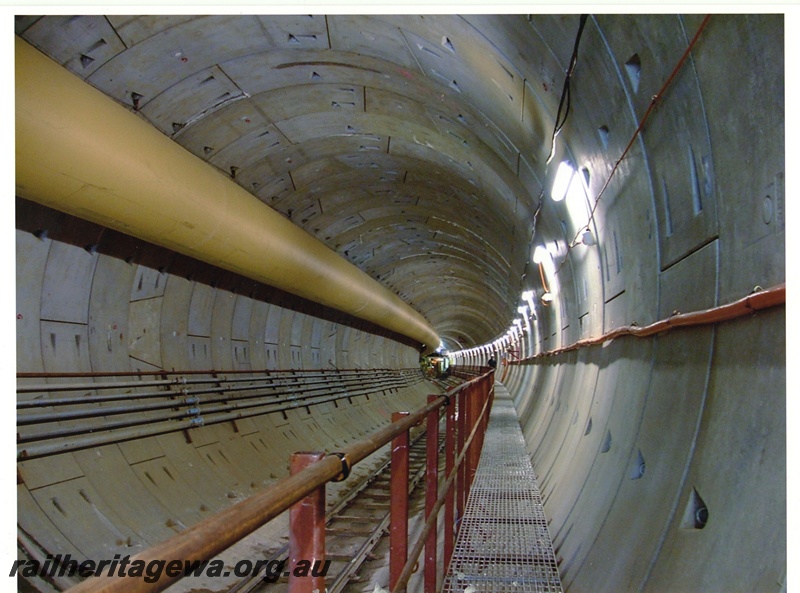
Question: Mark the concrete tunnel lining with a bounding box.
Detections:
[11,12,788,593]
[14,35,441,356]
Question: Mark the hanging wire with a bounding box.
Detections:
[554,14,712,275]
[546,14,590,165]
[518,190,544,300]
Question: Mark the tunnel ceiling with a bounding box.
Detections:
[14,14,585,350]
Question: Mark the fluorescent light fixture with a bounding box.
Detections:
[532,245,549,264]
[517,305,528,316]
[522,291,536,318]
[551,160,575,202]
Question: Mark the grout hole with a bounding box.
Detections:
[630,449,646,479]
[662,178,673,236]
[625,53,641,93]
[613,229,622,274]
[600,430,612,453]
[598,125,609,150]
[51,498,67,516]
[688,145,703,214]
[681,487,709,529]
[131,92,143,110]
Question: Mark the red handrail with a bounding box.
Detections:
[514,283,784,361]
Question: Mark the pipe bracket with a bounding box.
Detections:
[328,452,352,482]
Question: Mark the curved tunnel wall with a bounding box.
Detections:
[14,13,786,593]
[498,14,786,593]
[15,225,432,573]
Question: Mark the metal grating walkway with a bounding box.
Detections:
[442,383,563,593]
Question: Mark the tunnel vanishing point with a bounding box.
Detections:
[14,13,786,593]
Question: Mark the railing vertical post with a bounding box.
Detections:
[390,411,410,592]
[466,382,478,492]
[476,377,488,460]
[477,380,486,476]
[456,388,466,522]
[444,393,456,573]
[424,395,439,593]
[484,376,494,442]
[288,451,326,593]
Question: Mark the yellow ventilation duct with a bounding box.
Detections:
[15,37,439,354]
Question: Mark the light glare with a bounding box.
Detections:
[551,161,575,202]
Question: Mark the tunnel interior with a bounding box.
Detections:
[12,12,787,593]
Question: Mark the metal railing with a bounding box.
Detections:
[389,372,495,593]
[53,368,495,593]
[17,367,423,460]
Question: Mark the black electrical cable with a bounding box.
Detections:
[518,190,544,302]
[553,14,712,277]
[546,14,589,164]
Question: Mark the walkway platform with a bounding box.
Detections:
[442,383,563,593]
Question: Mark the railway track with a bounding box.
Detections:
[230,422,444,593]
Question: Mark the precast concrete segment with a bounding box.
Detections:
[14,37,440,354]
[443,383,562,593]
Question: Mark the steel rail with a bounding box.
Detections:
[17,367,413,391]
[61,373,490,593]
[325,439,434,593]
[228,428,434,593]
[17,367,410,380]
[19,385,405,457]
[17,383,420,460]
[18,378,181,393]
[18,376,410,428]
[17,374,411,417]
[61,401,443,593]
[17,371,417,408]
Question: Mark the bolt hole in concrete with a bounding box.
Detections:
[625,53,642,93]
[597,125,610,150]
[681,487,709,529]
[600,430,612,453]
[630,449,646,480]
